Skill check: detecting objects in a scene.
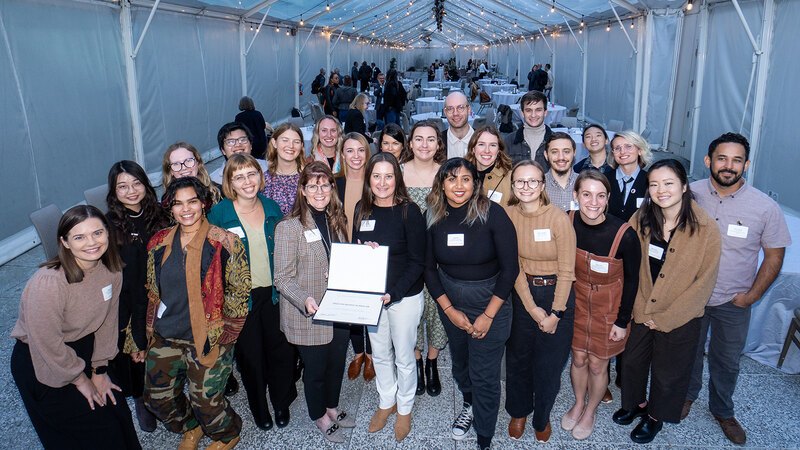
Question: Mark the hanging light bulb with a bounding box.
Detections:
[300,17,304,26]
[687,0,694,11]
[580,16,585,28]
[607,21,611,31]
[551,1,556,13]
[249,23,254,31]
[326,3,330,11]
[286,29,290,36]
[352,23,355,30]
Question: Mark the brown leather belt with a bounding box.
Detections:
[526,274,557,286]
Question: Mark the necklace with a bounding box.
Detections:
[127,209,144,218]
[236,202,260,214]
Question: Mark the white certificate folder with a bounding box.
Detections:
[314,243,389,326]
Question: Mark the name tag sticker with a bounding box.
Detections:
[636,197,644,208]
[157,302,167,318]
[227,226,245,239]
[360,220,376,231]
[569,200,580,211]
[533,228,551,242]
[447,233,465,247]
[304,229,322,243]
[727,224,749,239]
[488,190,503,203]
[590,260,609,273]
[648,244,664,260]
[102,284,113,302]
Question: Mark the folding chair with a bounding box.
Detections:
[29,204,62,260]
[84,184,108,214]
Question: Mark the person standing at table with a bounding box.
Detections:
[333,76,358,122]
[574,124,612,173]
[442,92,475,159]
[264,122,306,215]
[358,61,372,93]
[465,126,512,206]
[503,160,575,443]
[681,133,790,445]
[504,90,553,168]
[11,206,141,450]
[208,154,298,432]
[321,72,339,117]
[274,162,356,444]
[425,158,519,450]
[543,132,578,212]
[308,115,344,173]
[613,159,721,444]
[603,131,652,222]
[374,72,386,127]
[235,97,268,159]
[354,153,427,442]
[383,69,407,126]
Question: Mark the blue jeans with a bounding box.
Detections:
[385,109,400,126]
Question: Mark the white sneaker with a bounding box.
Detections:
[451,402,473,440]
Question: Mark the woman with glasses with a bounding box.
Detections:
[208,154,298,432]
[161,142,222,203]
[274,162,356,444]
[613,159,720,444]
[334,133,376,383]
[105,161,169,433]
[603,131,652,222]
[425,158,518,450]
[400,120,447,398]
[561,170,640,441]
[378,123,406,161]
[344,93,373,143]
[465,126,513,206]
[504,160,576,443]
[264,122,306,216]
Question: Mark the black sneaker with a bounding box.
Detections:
[451,402,473,441]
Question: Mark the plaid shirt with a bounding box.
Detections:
[545,171,578,212]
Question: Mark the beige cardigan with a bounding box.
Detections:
[628,201,721,332]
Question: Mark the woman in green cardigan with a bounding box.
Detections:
[208,153,298,431]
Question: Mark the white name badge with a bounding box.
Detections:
[636,197,644,208]
[727,224,749,239]
[157,302,167,318]
[360,220,376,231]
[590,260,609,273]
[102,284,113,302]
[447,233,465,247]
[533,228,551,242]
[569,200,580,211]
[488,190,503,203]
[304,229,322,243]
[648,244,664,260]
[227,226,245,239]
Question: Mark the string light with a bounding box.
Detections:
[687,0,694,11]
[276,25,280,32]
[606,20,611,31]
[551,1,556,13]
[299,17,304,26]
[326,3,330,11]
[580,16,585,27]
[249,23,253,31]
[630,19,635,29]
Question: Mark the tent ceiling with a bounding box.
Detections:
[129,0,690,46]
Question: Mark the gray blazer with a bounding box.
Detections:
[274,212,338,346]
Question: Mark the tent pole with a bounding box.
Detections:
[120,1,145,166]
[294,31,300,109]
[688,3,710,177]
[581,27,588,122]
[245,7,270,55]
[326,33,331,81]
[638,14,650,134]
[745,0,775,186]
[132,0,160,58]
[239,20,247,96]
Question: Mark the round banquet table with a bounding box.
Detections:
[415,97,445,114]
[492,91,524,106]
[484,84,516,96]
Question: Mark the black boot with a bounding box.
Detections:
[415,358,426,395]
[134,397,157,432]
[224,373,239,396]
[425,358,441,397]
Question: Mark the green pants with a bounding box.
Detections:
[144,334,241,443]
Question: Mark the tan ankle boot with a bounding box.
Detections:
[394,413,412,442]
[368,404,397,432]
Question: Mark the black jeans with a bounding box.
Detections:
[349,325,372,355]
[296,324,350,420]
[437,269,511,439]
[505,278,574,431]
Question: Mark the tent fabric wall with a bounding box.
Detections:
[552,33,584,110]
[643,11,680,147]
[584,23,639,130]
[0,0,131,242]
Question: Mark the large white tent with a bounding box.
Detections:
[1,0,797,264]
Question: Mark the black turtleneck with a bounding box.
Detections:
[310,207,333,256]
[478,163,495,183]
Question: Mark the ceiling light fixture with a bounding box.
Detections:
[299,17,304,26]
[326,3,330,12]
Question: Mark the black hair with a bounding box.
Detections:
[707,132,750,161]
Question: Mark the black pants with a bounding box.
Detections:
[11,336,141,450]
[236,287,298,422]
[349,325,372,354]
[109,330,145,398]
[505,279,574,431]
[622,318,701,423]
[438,270,511,440]
[296,324,349,420]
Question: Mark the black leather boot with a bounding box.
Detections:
[415,358,426,395]
[425,358,441,396]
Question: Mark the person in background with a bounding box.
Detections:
[11,205,140,449]
[350,62,359,92]
[235,97,268,159]
[614,159,721,444]
[308,115,344,173]
[264,122,306,216]
[358,61,372,92]
[354,152,427,442]
[274,162,356,444]
[383,69,407,126]
[333,76,358,122]
[374,72,387,127]
[504,91,553,168]
[562,170,640,440]
[503,160,575,443]
[543,63,553,99]
[543,132,578,212]
[465,126,513,206]
[105,160,170,433]
[208,154,298,432]
[425,158,518,450]
[378,123,406,161]
[210,122,268,186]
[313,68,327,104]
[603,130,652,222]
[321,72,339,117]
[161,141,222,203]
[343,93,373,143]
[574,124,611,173]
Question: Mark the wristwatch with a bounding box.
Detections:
[550,309,565,319]
[92,366,108,375]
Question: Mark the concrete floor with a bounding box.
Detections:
[2,245,798,450]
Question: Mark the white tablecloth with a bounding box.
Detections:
[744,212,799,373]
[510,103,567,127]
[415,97,445,114]
[493,91,524,106]
[423,87,441,97]
[484,84,516,96]
[410,111,480,129]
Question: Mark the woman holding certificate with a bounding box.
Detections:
[424,158,519,450]
[274,161,356,444]
[352,152,427,442]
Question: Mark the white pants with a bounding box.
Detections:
[367,291,425,415]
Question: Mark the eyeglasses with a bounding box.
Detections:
[612,143,636,153]
[513,179,543,189]
[231,171,260,185]
[224,136,250,147]
[170,157,196,172]
[444,104,470,114]
[304,183,332,193]
[116,180,144,193]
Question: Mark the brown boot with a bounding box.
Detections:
[368,405,397,432]
[178,426,204,450]
[347,353,365,380]
[508,417,526,440]
[205,436,239,450]
[394,412,412,442]
[714,416,746,445]
[363,354,376,381]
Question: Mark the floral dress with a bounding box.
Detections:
[263,172,300,216]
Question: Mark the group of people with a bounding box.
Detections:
[11,86,790,450]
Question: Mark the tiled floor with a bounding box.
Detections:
[1,246,798,449]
